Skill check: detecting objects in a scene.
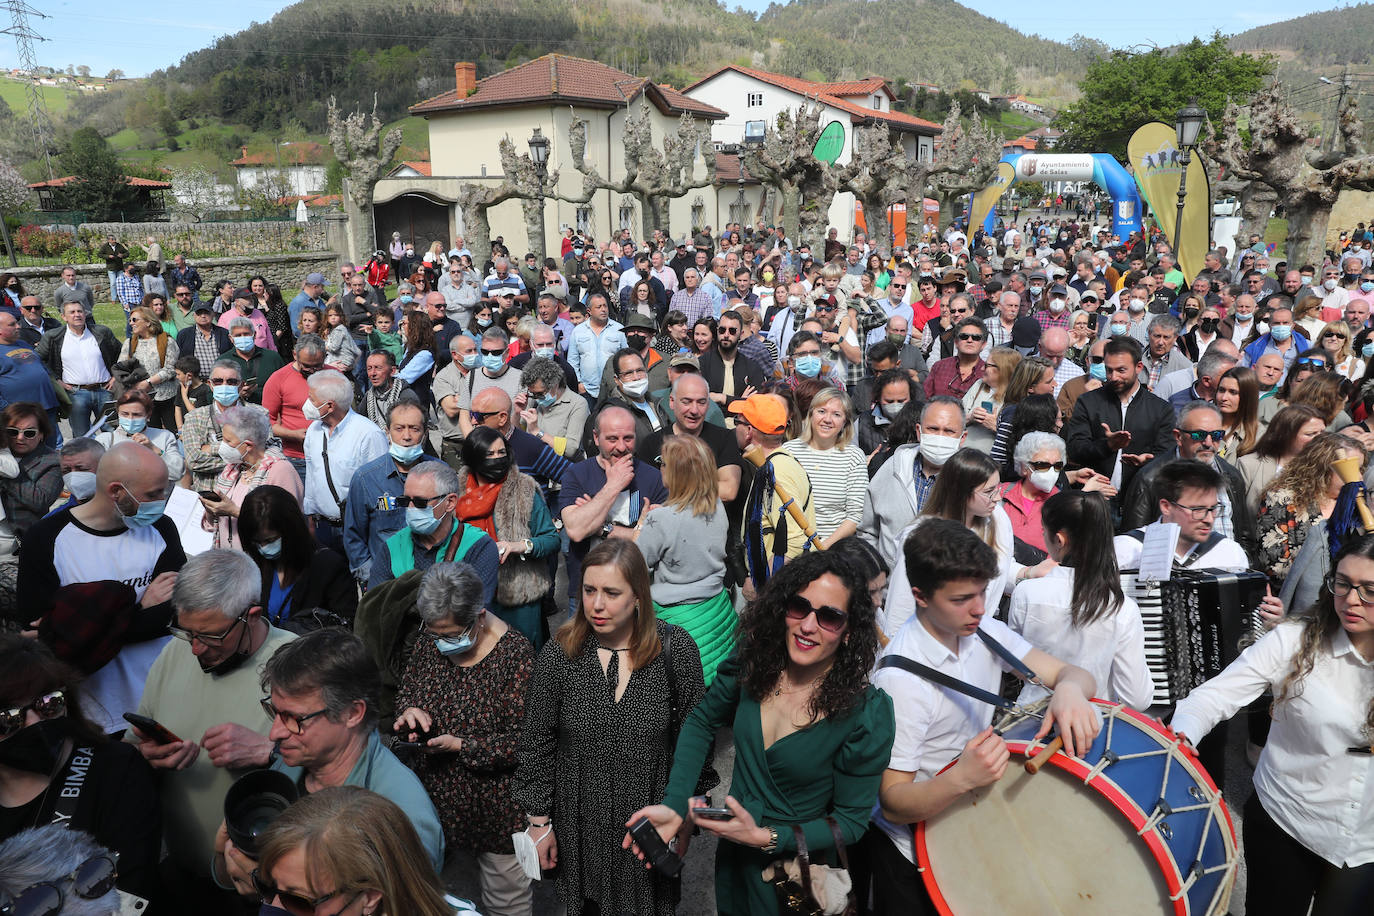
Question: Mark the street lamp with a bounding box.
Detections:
[1173,98,1207,269]
[528,127,550,259]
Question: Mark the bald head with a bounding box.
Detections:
[97,440,168,511]
[1040,327,1069,352]
[471,387,513,415]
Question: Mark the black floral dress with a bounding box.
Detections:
[513,621,714,916]
[395,627,534,855]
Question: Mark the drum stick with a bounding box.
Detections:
[1024,736,1064,774]
[741,445,826,552]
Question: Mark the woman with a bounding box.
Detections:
[1255,431,1365,586]
[1316,319,1364,379]
[1259,350,1330,426]
[465,303,495,340]
[399,313,438,410]
[1175,291,1205,337]
[828,535,891,627]
[999,431,1068,567]
[0,273,24,310]
[1236,404,1327,516]
[0,635,160,898]
[1181,305,1223,362]
[857,369,918,457]
[509,313,535,360]
[868,400,921,478]
[143,291,175,337]
[0,403,60,540]
[238,484,356,631]
[637,435,733,686]
[500,306,522,345]
[514,539,710,916]
[249,275,271,317]
[962,346,1021,453]
[1215,366,1260,459]
[520,357,589,459]
[1171,535,1374,916]
[322,304,360,373]
[263,282,294,354]
[626,551,894,915]
[200,404,302,551]
[1067,309,1096,364]
[453,427,557,647]
[1294,294,1327,341]
[394,564,535,916]
[1009,490,1152,710]
[124,305,180,430]
[990,356,1056,465]
[255,786,475,916]
[782,388,866,546]
[297,305,323,338]
[653,309,689,357]
[626,279,657,322]
[691,317,717,356]
[92,390,185,486]
[865,253,890,290]
[1291,372,1356,430]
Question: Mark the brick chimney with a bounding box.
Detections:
[455,62,476,98]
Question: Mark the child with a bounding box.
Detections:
[367,307,404,364]
[323,303,360,372]
[173,356,211,430]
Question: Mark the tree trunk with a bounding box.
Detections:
[1234,180,1276,258]
[521,197,545,260]
[645,195,671,239]
[858,191,892,259]
[781,184,801,249]
[1284,198,1331,268]
[458,199,493,268]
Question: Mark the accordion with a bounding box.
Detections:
[1121,567,1268,707]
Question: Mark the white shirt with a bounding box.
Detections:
[1113,528,1250,573]
[1109,386,1141,490]
[1172,623,1374,867]
[871,614,1033,863]
[60,327,110,385]
[882,509,1014,637]
[1008,566,1153,710]
[302,410,388,519]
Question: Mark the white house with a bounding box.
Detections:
[681,66,941,240]
[231,142,328,198]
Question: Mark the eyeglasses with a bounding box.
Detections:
[1026,460,1064,472]
[890,283,908,289]
[1295,358,1328,369]
[0,852,118,916]
[209,376,241,385]
[1169,501,1222,520]
[783,594,849,633]
[6,427,39,440]
[251,868,358,916]
[395,493,449,508]
[260,696,329,735]
[1329,574,1374,604]
[956,333,985,342]
[168,614,247,646]
[0,690,65,740]
[1182,429,1226,443]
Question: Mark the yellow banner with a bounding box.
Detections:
[1127,122,1211,283]
[968,161,1015,236]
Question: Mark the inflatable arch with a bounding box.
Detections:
[982,153,1143,240]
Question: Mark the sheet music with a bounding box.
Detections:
[1137,521,1181,582]
[164,486,214,555]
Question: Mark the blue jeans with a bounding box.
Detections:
[68,388,109,437]
[106,270,118,301]
[287,456,307,481]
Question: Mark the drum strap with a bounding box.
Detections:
[975,628,1047,687]
[877,655,1021,713]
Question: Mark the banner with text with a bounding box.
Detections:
[1127,122,1211,282]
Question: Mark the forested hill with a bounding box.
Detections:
[1230,4,1374,67]
[150,0,1093,134]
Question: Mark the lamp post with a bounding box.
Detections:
[1173,98,1207,272]
[527,127,550,259]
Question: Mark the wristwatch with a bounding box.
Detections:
[600,521,615,538]
[523,538,534,554]
[761,825,780,855]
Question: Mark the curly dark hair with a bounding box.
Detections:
[736,551,879,722]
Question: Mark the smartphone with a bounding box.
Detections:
[981,400,994,412]
[197,490,221,502]
[627,817,682,877]
[123,712,180,745]
[690,795,735,820]
[394,721,435,749]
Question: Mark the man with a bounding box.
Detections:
[922,317,986,400]
[287,272,329,333]
[1166,344,1240,412]
[441,260,480,327]
[1241,306,1309,373]
[860,397,966,567]
[16,297,58,346]
[730,393,812,597]
[881,315,929,386]
[433,334,479,465]
[97,236,128,301]
[50,438,105,514]
[18,443,185,735]
[128,549,296,908]
[179,359,243,490]
[302,369,388,553]
[1259,270,1304,312]
[598,313,668,400]
[1064,335,1176,497]
[639,373,742,501]
[482,255,529,307]
[369,461,499,596]
[360,350,410,430]
[217,287,275,352]
[167,254,202,302]
[36,301,119,437]
[1038,326,1083,395]
[519,251,542,292]
[566,291,626,398]
[1120,402,1256,558]
[508,321,579,392]
[865,520,1101,915]
[1035,283,1073,332]
[595,348,669,447]
[668,266,715,325]
[766,282,811,355]
[1346,295,1372,333]
[987,290,1021,349]
[262,334,326,480]
[175,301,231,379]
[730,266,759,309]
[424,291,463,368]
[220,316,285,405]
[0,310,59,431]
[343,400,440,585]
[339,274,381,339]
[525,291,572,356]
[558,406,668,604]
[1141,314,1191,390]
[1220,293,1264,346]
[164,283,197,332]
[456,327,524,435]
[1196,249,1232,291]
[53,265,95,316]
[648,247,678,300]
[113,261,144,320]
[1312,262,1349,315]
[700,309,766,412]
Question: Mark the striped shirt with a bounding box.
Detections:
[670,286,716,325]
[781,440,868,540]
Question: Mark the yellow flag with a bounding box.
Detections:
[1127,122,1211,283]
[968,161,1015,236]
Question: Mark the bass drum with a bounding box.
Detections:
[915,699,1237,916]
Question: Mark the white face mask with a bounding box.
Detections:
[1048,298,1066,313]
[1028,469,1058,493]
[621,378,649,398]
[1324,278,1339,291]
[1128,298,1146,313]
[302,399,324,422]
[918,433,961,468]
[62,470,97,501]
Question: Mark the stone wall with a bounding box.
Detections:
[76,219,327,257]
[12,252,341,303]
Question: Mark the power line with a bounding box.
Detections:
[1,0,54,178]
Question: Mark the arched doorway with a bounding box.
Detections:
[373,193,451,252]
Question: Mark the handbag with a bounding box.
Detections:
[763,819,857,916]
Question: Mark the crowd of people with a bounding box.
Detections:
[1,214,1373,916]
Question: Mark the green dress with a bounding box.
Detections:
[661,658,895,915]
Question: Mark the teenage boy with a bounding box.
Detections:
[859,519,1100,915]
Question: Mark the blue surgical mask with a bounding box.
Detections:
[1363,342,1373,359]
[536,393,556,410]
[482,353,505,373]
[258,538,282,559]
[119,416,147,435]
[399,294,414,304]
[115,484,167,528]
[1301,276,1312,286]
[389,442,424,464]
[434,630,475,656]
[1089,361,1107,381]
[232,336,255,352]
[794,354,822,378]
[1269,325,1292,342]
[1362,282,1374,293]
[1109,322,1128,336]
[406,504,447,536]
[476,317,492,328]
[460,352,479,369]
[212,384,239,406]
[534,347,555,360]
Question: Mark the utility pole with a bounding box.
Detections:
[1321,66,1352,155]
[2,0,56,180]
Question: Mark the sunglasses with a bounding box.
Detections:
[20,305,41,312]
[395,494,449,508]
[1026,460,1064,472]
[956,333,985,342]
[1325,332,1348,340]
[890,283,908,289]
[814,304,836,312]
[5,427,39,440]
[0,690,65,740]
[251,870,358,916]
[1295,358,1328,369]
[1182,429,1226,442]
[0,853,118,916]
[783,594,849,633]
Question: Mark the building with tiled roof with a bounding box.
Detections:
[230,142,327,198]
[29,174,172,216]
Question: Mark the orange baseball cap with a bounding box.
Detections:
[728,393,788,435]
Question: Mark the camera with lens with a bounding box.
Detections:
[224,769,299,859]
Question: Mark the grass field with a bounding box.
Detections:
[0,76,78,115]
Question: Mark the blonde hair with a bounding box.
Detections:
[820,262,845,282]
[1317,319,1354,362]
[128,306,164,339]
[557,540,661,670]
[985,347,1022,401]
[800,387,855,448]
[661,434,719,518]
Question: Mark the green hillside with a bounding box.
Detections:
[1230,4,1374,67]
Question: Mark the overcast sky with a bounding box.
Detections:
[1,0,1322,79]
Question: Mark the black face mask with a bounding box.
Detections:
[1184,307,1199,320]
[478,455,512,482]
[625,333,650,351]
[199,618,253,676]
[0,717,70,775]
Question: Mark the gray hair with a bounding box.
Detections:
[519,356,565,392]
[228,316,254,335]
[1197,346,1239,382]
[397,281,415,295]
[262,628,380,730]
[1013,431,1066,476]
[920,395,965,427]
[0,826,119,916]
[1177,399,1223,428]
[683,267,700,280]
[1147,314,1182,336]
[293,332,326,358]
[481,326,510,348]
[60,437,105,462]
[220,403,271,448]
[530,322,556,346]
[416,562,485,626]
[307,369,354,409]
[408,460,460,496]
[173,548,261,621]
[211,358,242,379]
[493,256,509,270]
